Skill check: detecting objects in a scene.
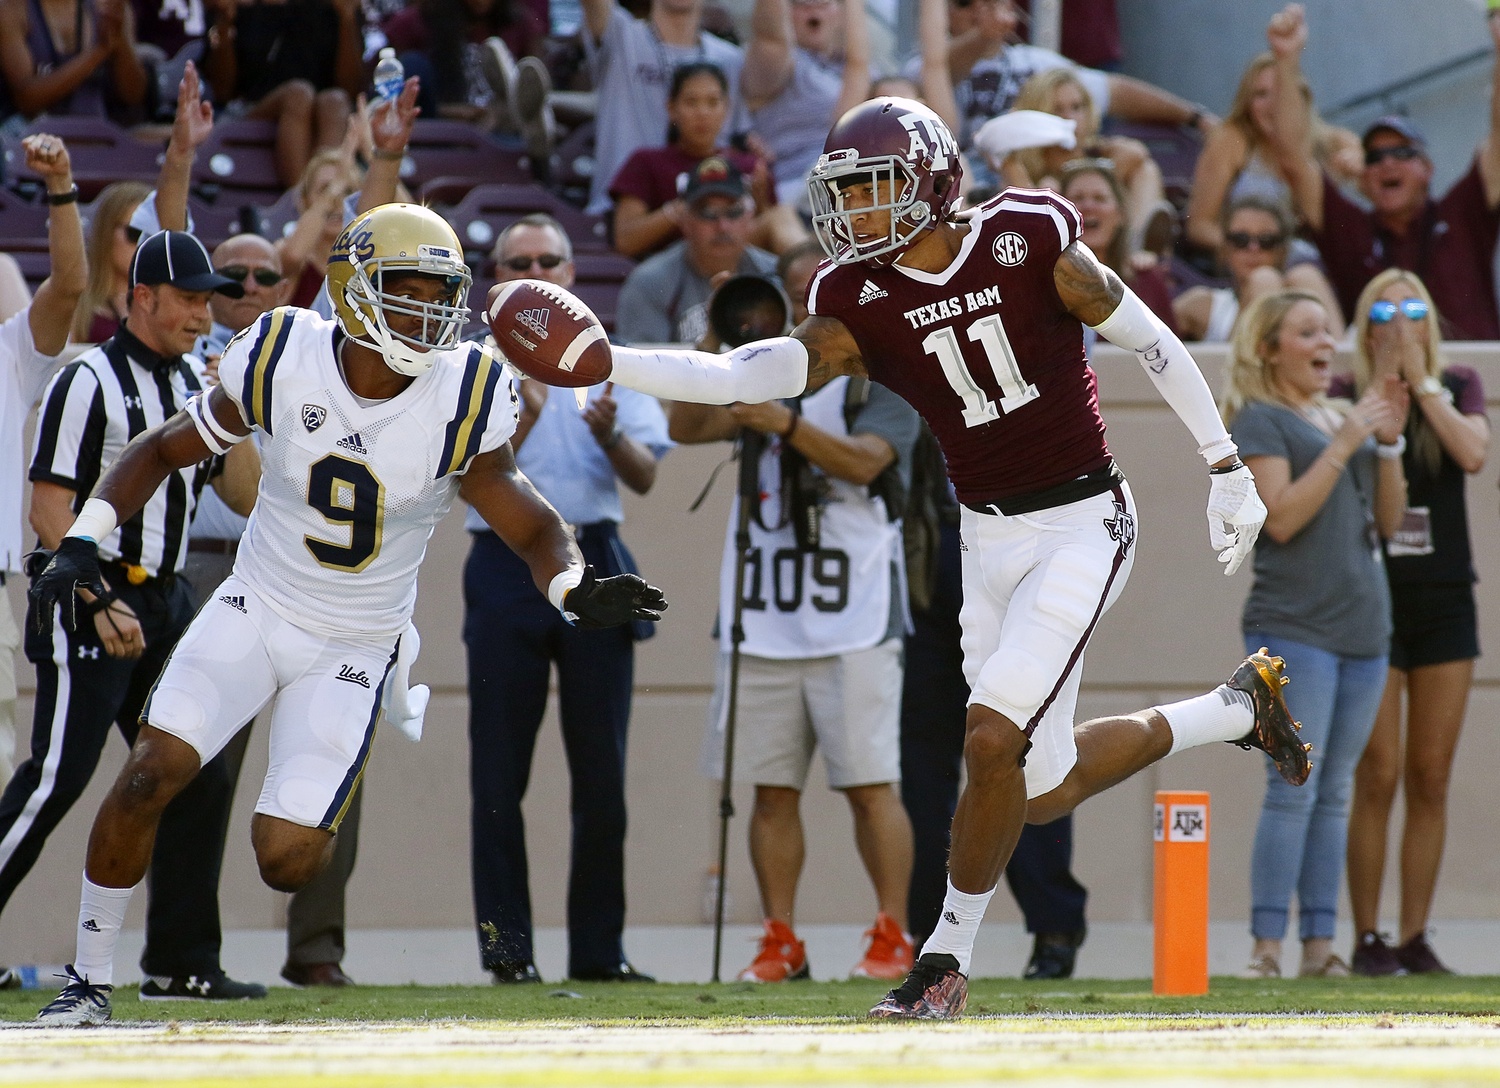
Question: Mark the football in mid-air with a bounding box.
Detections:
[486,279,612,388]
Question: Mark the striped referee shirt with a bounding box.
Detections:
[29,326,212,579]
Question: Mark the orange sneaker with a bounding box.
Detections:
[737,919,809,982]
[851,912,915,980]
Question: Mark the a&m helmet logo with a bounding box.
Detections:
[517,307,550,340]
[993,232,1028,266]
[302,403,327,432]
[897,112,959,171]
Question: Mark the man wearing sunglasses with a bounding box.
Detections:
[464,213,672,983]
[1266,3,1500,340]
[616,157,779,345]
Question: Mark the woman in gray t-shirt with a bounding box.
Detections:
[1222,289,1409,981]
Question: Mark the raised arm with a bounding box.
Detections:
[154,62,214,232]
[1183,122,1247,252]
[742,0,796,109]
[23,136,86,356]
[1481,7,1500,207]
[1054,240,1266,574]
[914,0,959,136]
[1265,3,1323,230]
[833,0,871,124]
[357,79,420,215]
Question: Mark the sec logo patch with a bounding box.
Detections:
[993,232,1028,266]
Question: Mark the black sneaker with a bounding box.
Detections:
[36,965,112,1025]
[569,961,656,983]
[1350,931,1406,977]
[138,970,268,1001]
[490,961,543,984]
[1395,933,1453,975]
[1227,649,1312,786]
[1023,930,1086,980]
[868,952,968,1020]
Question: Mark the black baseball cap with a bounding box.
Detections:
[129,230,245,296]
[1362,115,1427,153]
[682,156,747,206]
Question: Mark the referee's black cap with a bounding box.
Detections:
[130,230,245,297]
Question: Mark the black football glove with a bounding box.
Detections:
[564,565,668,629]
[27,537,107,633]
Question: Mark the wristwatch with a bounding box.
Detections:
[1416,375,1454,404]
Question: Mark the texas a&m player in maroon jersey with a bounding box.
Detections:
[557,97,1310,1019]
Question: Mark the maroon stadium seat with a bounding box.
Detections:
[14,117,163,200]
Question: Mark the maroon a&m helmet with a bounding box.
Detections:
[808,97,964,267]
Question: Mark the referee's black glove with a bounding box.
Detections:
[564,565,668,629]
[27,537,107,633]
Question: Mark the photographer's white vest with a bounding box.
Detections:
[718,376,905,659]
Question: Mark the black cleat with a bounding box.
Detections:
[1227,648,1312,786]
[138,970,267,1001]
[869,952,968,1020]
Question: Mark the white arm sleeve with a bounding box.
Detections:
[608,337,810,405]
[1089,289,1238,466]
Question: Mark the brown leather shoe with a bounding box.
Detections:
[280,962,355,987]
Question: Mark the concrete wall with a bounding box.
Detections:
[4,341,1500,967]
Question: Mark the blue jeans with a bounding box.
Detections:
[1247,634,1387,941]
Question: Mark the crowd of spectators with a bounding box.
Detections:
[1,0,1498,988]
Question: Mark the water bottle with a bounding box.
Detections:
[373,48,404,105]
[372,47,404,138]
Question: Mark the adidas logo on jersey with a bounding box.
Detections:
[219,594,247,613]
[336,665,371,689]
[337,432,370,456]
[517,307,551,340]
[858,279,888,305]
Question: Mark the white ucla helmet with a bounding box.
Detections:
[327,203,472,376]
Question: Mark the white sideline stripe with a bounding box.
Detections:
[0,607,72,872]
[556,325,607,374]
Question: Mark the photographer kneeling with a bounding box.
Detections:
[671,273,922,983]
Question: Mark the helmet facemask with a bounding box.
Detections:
[809,151,931,267]
[339,247,472,376]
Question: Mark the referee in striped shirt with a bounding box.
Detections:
[2,230,263,1000]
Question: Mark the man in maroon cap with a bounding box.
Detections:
[1267,3,1500,339]
[615,157,780,345]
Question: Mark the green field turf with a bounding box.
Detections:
[4,975,1499,1023]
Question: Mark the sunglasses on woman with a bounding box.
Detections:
[501,253,567,271]
[1369,298,1430,324]
[215,265,285,287]
[1225,230,1285,250]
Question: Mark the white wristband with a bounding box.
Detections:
[1376,435,1407,460]
[67,497,118,543]
[547,567,585,613]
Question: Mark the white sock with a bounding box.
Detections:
[916,879,995,976]
[1159,685,1254,757]
[74,875,135,987]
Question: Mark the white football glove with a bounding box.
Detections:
[1206,463,1267,577]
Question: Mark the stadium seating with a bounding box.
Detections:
[8,117,163,201]
[190,119,282,205]
[442,182,610,255]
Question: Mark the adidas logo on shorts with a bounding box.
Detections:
[858,279,888,305]
[218,594,247,613]
[337,432,370,456]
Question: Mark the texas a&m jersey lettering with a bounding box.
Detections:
[807,188,1108,504]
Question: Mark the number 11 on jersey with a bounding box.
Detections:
[922,312,1040,427]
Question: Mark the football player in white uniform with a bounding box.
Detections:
[29,203,667,1025]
